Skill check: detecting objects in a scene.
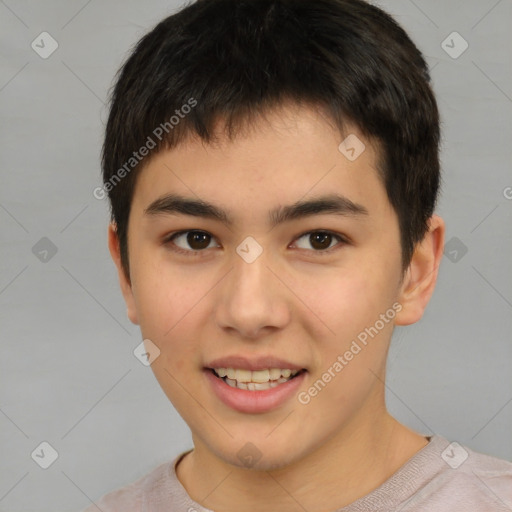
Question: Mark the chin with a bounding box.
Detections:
[208,435,310,472]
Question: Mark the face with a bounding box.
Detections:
[110,104,439,471]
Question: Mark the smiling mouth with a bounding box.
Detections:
[209,367,306,391]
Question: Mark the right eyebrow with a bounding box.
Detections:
[144,194,231,224]
[143,192,369,228]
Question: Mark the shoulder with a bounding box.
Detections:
[455,442,512,504]
[80,459,173,512]
[411,438,512,511]
[346,436,512,512]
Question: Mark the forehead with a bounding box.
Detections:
[131,104,390,222]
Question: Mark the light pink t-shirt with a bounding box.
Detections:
[82,435,512,511]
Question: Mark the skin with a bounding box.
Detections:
[108,103,445,512]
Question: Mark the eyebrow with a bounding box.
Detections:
[144,193,368,227]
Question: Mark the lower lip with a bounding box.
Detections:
[204,369,307,414]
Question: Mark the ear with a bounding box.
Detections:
[107,223,139,325]
[395,214,445,326]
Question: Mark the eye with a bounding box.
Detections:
[292,230,346,252]
[164,229,347,256]
[166,230,220,254]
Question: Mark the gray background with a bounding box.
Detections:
[1,0,511,510]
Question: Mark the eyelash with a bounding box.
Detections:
[163,229,348,257]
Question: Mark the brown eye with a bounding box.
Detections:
[168,230,219,252]
[309,232,333,250]
[294,230,344,252]
[186,231,211,250]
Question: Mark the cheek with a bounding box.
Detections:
[130,260,208,368]
[295,268,392,342]
[297,268,397,393]
[131,253,196,331]
[132,265,205,408]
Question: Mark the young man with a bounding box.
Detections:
[85,0,512,510]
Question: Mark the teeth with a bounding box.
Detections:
[269,368,281,380]
[235,369,252,382]
[214,367,301,390]
[251,369,270,383]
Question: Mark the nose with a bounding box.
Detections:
[214,247,291,340]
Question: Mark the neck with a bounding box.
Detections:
[176,410,428,512]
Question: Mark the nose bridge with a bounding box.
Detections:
[230,235,272,296]
[234,253,265,294]
[215,239,289,337]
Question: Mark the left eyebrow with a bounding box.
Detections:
[269,194,369,227]
[143,193,369,228]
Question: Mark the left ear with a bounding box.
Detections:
[395,214,445,326]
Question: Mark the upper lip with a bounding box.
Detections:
[205,355,306,371]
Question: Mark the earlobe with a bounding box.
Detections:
[395,215,445,326]
[107,223,139,325]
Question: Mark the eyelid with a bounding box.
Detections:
[164,230,220,256]
[289,229,348,253]
[164,229,348,255]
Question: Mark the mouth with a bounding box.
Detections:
[208,367,307,391]
[204,364,308,413]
